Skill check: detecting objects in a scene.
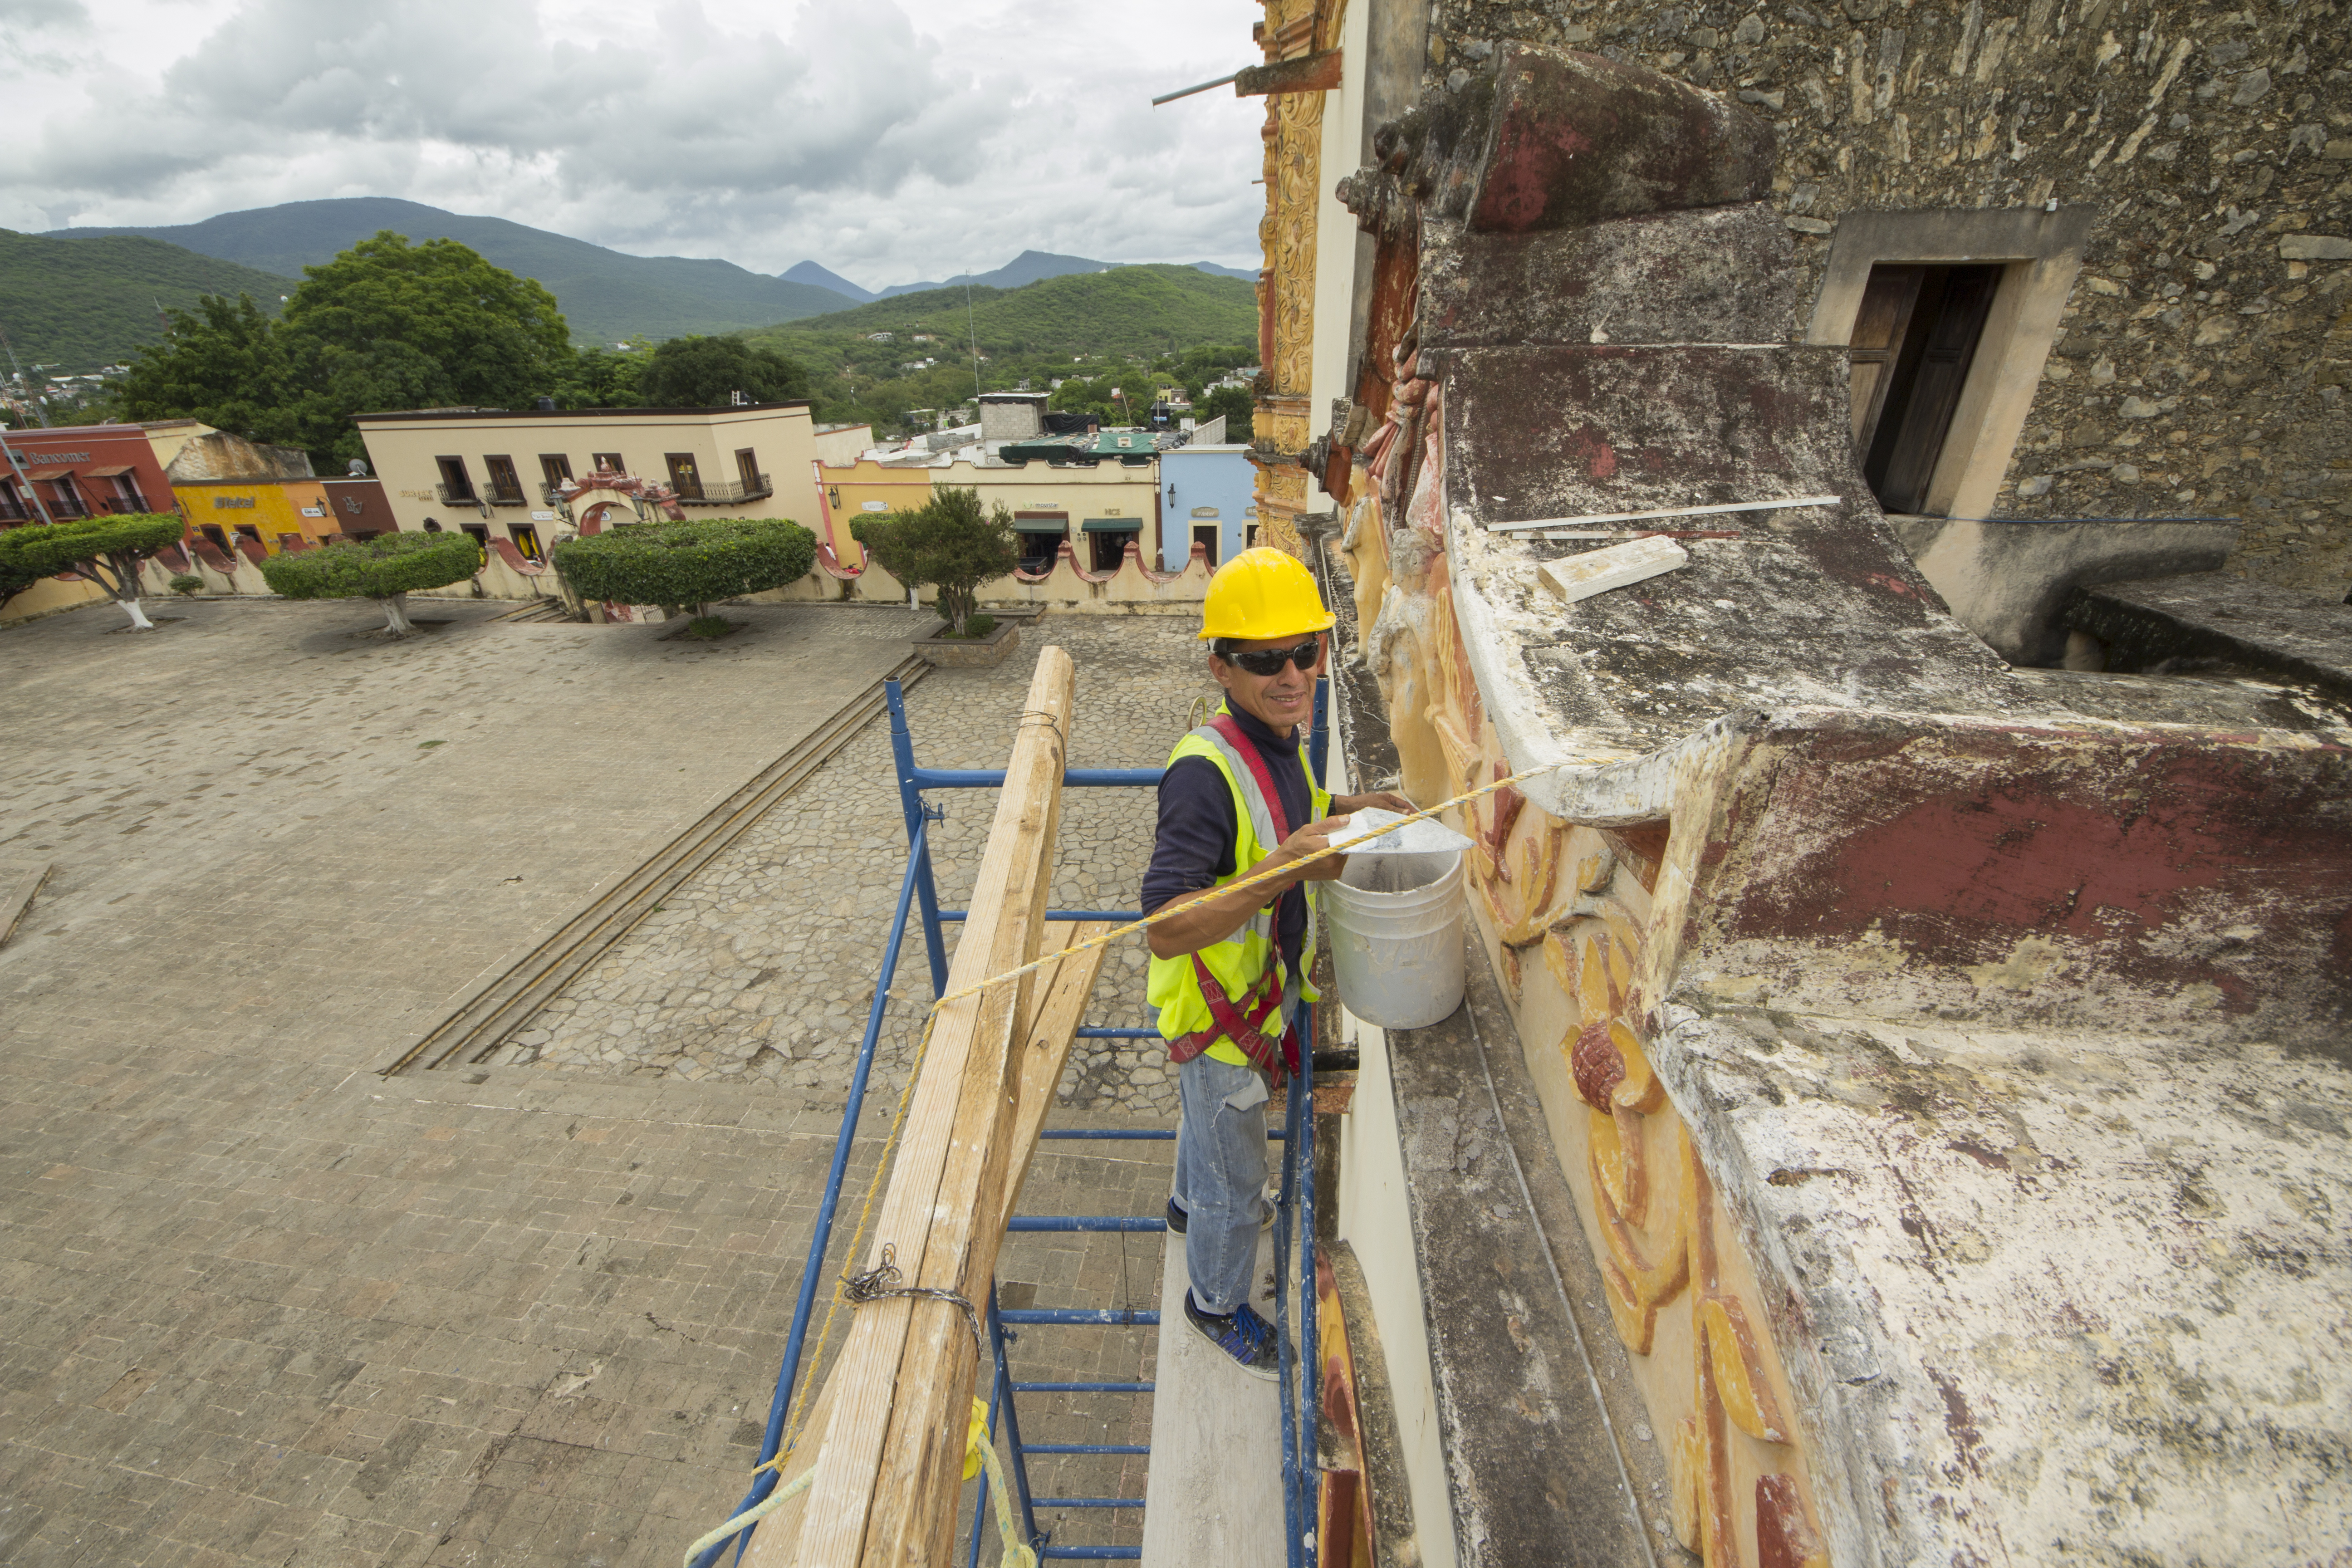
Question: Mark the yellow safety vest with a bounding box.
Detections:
[1147,705,1332,1067]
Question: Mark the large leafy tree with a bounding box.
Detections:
[555,341,652,409]
[850,487,1019,636]
[638,335,810,408]
[118,231,576,470]
[257,530,483,635]
[551,517,817,621]
[0,512,186,630]
[112,294,303,449]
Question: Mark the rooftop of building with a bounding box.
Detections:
[352,402,812,423]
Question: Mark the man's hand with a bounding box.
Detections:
[1265,815,1362,888]
[1332,789,1414,817]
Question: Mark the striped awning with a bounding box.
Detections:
[19,466,74,481]
[84,465,137,477]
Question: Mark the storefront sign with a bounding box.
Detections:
[213,496,256,509]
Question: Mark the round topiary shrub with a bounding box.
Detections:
[258,529,483,634]
[551,516,817,622]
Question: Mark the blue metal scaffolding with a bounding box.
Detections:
[694,676,1328,1568]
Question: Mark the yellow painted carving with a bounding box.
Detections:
[1576,930,1614,1023]
[1701,1295,1791,1445]
[1600,903,1638,1001]
[1610,1021,1667,1115]
[1670,1416,1703,1552]
[1593,1146,1686,1349]
[1602,1257,1661,1355]
[1588,1106,1646,1225]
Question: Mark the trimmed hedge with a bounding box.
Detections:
[552,516,817,614]
[258,529,482,601]
[0,510,185,579]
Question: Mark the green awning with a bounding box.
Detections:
[1012,517,1068,534]
[1082,518,1139,533]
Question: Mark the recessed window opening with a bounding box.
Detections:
[1193,524,1219,567]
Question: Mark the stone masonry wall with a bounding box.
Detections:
[1413,0,2350,592]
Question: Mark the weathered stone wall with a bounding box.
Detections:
[1411,0,2349,592]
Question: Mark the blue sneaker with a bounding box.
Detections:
[1185,1290,1279,1381]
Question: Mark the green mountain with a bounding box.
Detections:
[49,197,858,346]
[759,265,1257,360]
[0,228,299,375]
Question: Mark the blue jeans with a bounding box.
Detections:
[1173,1052,1270,1315]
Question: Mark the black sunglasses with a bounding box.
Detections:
[1222,638,1323,677]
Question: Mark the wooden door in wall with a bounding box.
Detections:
[665,453,704,500]
[1848,263,2001,515]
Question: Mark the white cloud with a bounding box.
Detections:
[1,0,1272,289]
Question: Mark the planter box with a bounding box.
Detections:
[916,618,1021,668]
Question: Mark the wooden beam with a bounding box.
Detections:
[999,922,1113,1231]
[1235,49,1343,96]
[789,647,1075,1568]
[739,1374,842,1567]
[739,921,1108,1568]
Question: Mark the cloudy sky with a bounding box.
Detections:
[1,0,1269,291]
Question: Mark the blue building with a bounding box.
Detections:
[1157,443,1257,571]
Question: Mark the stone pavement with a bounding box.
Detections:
[491,617,1228,1122]
[0,597,1186,1567]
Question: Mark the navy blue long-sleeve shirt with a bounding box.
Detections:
[1141,706,1313,975]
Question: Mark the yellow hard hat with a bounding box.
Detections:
[1198,547,1335,641]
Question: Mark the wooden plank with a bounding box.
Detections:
[1139,1213,1284,1568]
[1535,535,1690,604]
[739,1372,843,1567]
[789,646,1074,1568]
[740,921,1108,1568]
[998,923,1113,1230]
[869,687,1073,1568]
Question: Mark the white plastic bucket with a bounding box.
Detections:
[1322,848,1468,1030]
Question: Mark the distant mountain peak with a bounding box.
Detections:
[782,260,875,304]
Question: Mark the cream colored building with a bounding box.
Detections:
[354,403,825,569]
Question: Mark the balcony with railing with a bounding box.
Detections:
[676,473,774,505]
[485,482,529,506]
[435,481,481,508]
[44,493,91,520]
[0,496,32,524]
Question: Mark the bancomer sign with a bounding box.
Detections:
[7,450,94,464]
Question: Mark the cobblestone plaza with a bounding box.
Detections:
[0,598,1205,1565]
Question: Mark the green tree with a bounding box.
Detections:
[114,294,302,447]
[257,530,483,635]
[0,511,185,630]
[555,341,652,408]
[117,230,576,470]
[849,487,1019,636]
[1197,384,1254,442]
[639,335,810,408]
[551,517,817,621]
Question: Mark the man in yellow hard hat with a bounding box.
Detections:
[1140,548,1410,1378]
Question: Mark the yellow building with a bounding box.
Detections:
[171,475,334,555]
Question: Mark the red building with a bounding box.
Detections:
[0,421,176,525]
